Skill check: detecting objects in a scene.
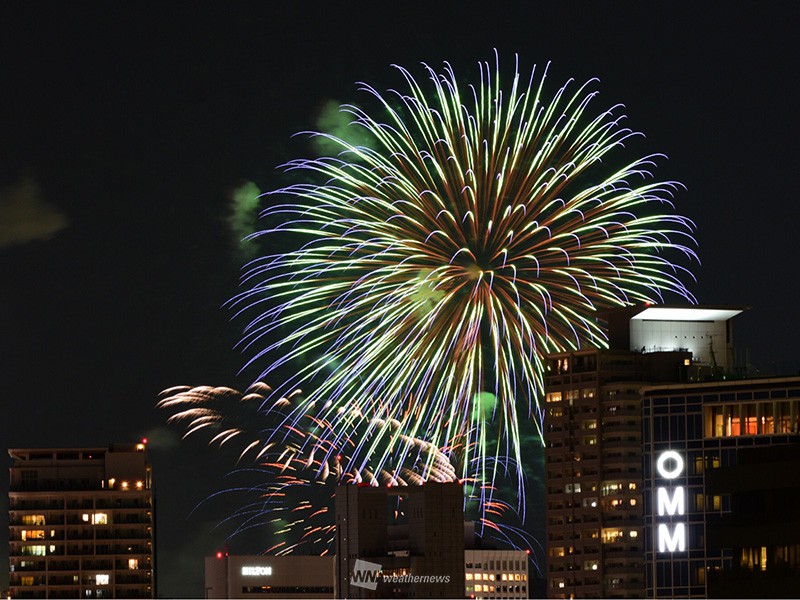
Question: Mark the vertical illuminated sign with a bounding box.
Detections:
[655,450,686,552]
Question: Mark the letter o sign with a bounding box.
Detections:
[656,450,684,479]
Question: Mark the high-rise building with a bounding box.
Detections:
[335,482,465,598]
[641,375,800,598]
[543,305,743,599]
[7,443,155,599]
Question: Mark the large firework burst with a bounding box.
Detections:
[232,55,697,497]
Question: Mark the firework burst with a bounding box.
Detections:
[231,54,697,500]
[158,384,533,555]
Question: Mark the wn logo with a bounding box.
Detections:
[351,559,382,591]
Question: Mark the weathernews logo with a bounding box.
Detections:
[350,559,451,590]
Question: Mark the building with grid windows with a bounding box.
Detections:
[7,444,155,599]
[543,305,744,598]
[464,549,529,599]
[641,376,800,598]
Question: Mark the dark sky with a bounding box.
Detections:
[2,3,799,597]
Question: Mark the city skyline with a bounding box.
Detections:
[2,4,799,597]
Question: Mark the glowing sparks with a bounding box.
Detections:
[230,55,696,498]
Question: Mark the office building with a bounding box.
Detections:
[642,375,800,598]
[464,549,529,599]
[335,482,465,598]
[7,443,155,599]
[204,554,335,599]
[543,305,743,598]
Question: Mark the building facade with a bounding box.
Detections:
[543,305,743,598]
[204,554,335,599]
[7,444,155,599]
[544,347,690,598]
[464,549,529,599]
[335,482,465,598]
[641,376,800,598]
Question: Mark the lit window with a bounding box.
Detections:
[136,481,144,490]
[475,573,482,580]
[628,482,637,490]
[82,514,90,522]
[630,530,638,538]
[602,528,624,543]
[96,574,109,585]
[21,576,34,586]
[92,513,108,525]
[21,530,45,541]
[121,481,129,490]
[630,498,637,506]
[21,545,46,556]
[466,573,473,581]
[475,584,483,592]
[22,515,45,526]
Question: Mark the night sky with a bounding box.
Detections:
[2,4,799,597]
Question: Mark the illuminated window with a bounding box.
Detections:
[744,404,758,434]
[546,392,562,403]
[22,515,45,526]
[761,546,768,571]
[582,420,597,430]
[550,547,565,557]
[628,482,637,490]
[583,560,599,571]
[92,513,108,525]
[565,483,581,493]
[21,576,34,586]
[695,493,705,511]
[21,545,46,556]
[475,573,482,580]
[630,498,637,506]
[601,528,624,543]
[629,530,638,538]
[475,584,483,592]
[96,574,110,585]
[82,514,90,522]
[466,573,473,581]
[121,481,129,490]
[779,402,793,433]
[21,530,45,541]
[136,481,144,490]
[49,545,55,553]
